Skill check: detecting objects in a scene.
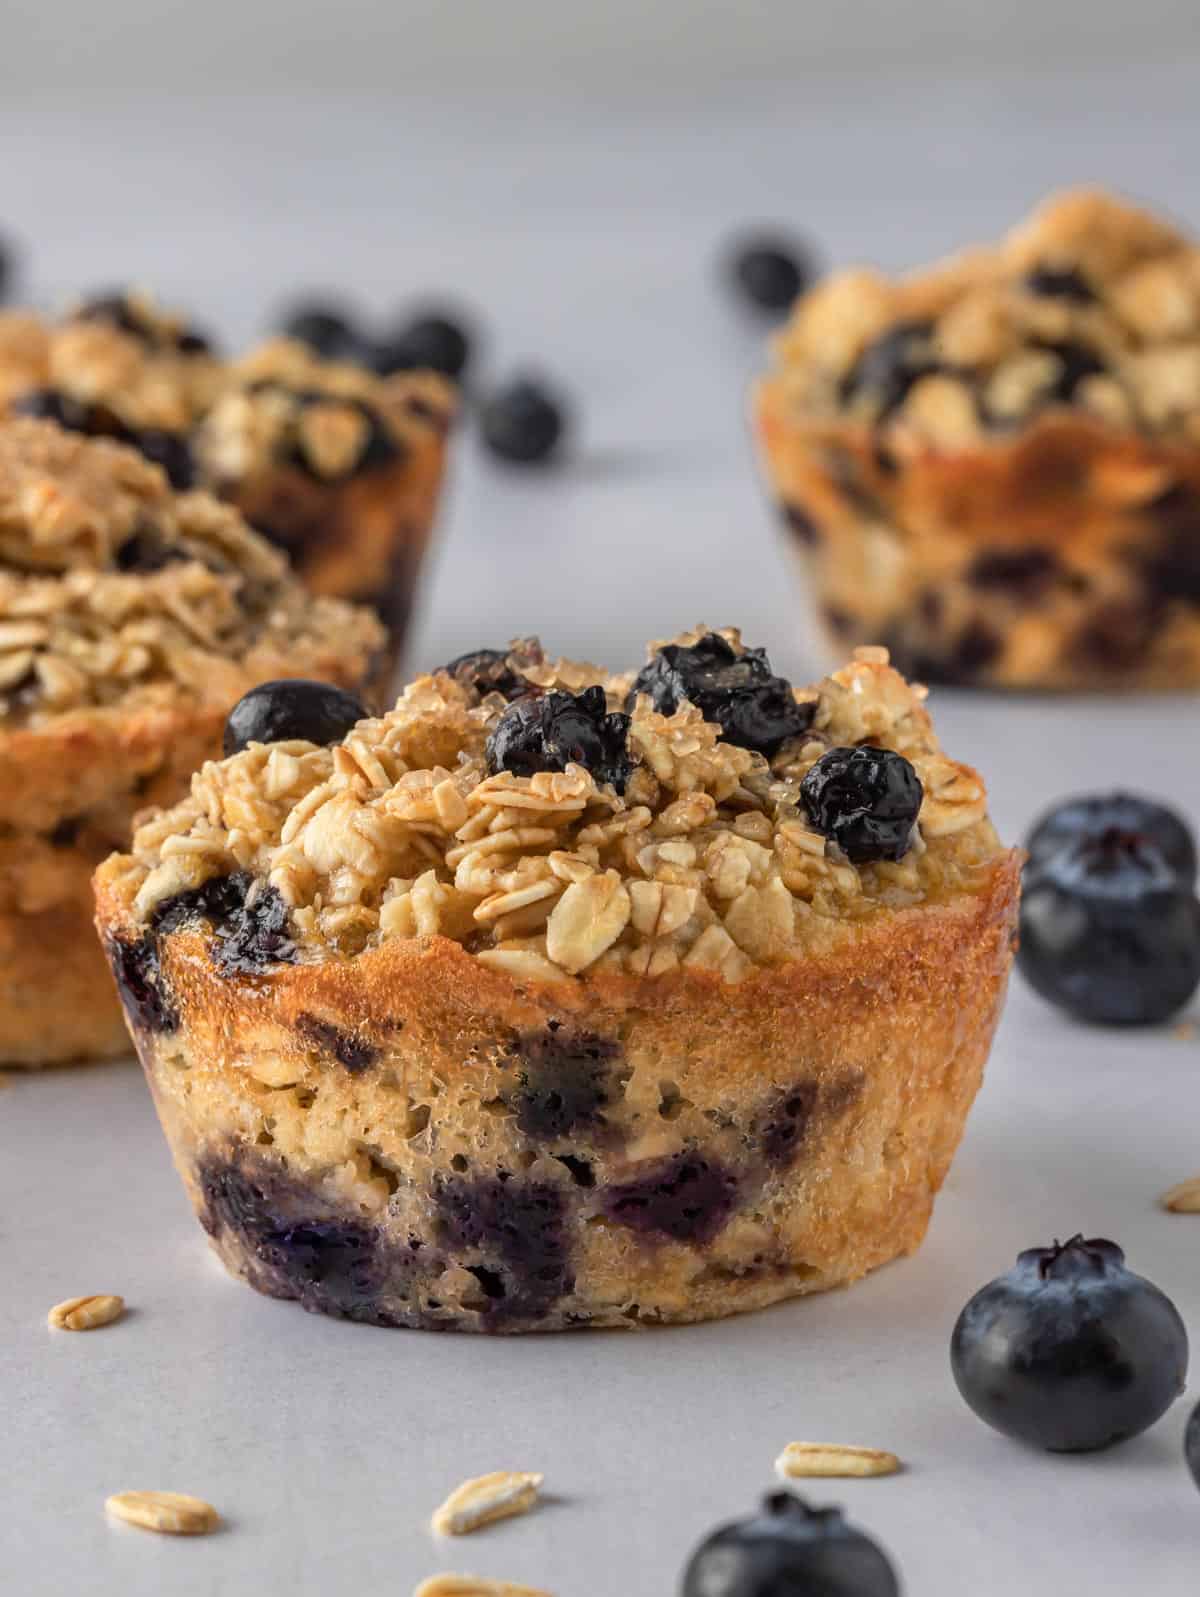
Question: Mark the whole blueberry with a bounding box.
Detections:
[801,746,924,864]
[486,686,632,792]
[1025,792,1197,889]
[1018,828,1200,1025]
[681,1491,900,1597]
[374,311,471,379]
[626,632,814,757]
[951,1236,1188,1453]
[278,300,362,362]
[1186,1400,1200,1491]
[479,377,566,465]
[727,232,814,313]
[223,679,368,756]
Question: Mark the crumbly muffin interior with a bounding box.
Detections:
[107,630,1004,983]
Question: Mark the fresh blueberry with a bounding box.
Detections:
[373,311,471,379]
[1023,264,1096,303]
[479,377,566,465]
[681,1491,900,1597]
[278,300,362,361]
[726,231,814,313]
[1018,827,1200,1025]
[223,679,368,757]
[1025,792,1197,889]
[486,686,633,792]
[626,632,814,757]
[1186,1400,1200,1491]
[951,1235,1188,1452]
[436,648,530,702]
[800,746,924,864]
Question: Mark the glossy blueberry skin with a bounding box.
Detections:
[951,1236,1188,1453]
[479,377,566,465]
[727,234,813,313]
[682,1491,900,1597]
[486,685,632,792]
[1018,830,1200,1025]
[1186,1400,1200,1491]
[373,311,471,379]
[801,746,924,864]
[1025,792,1197,889]
[278,301,362,361]
[223,679,368,757]
[436,647,529,702]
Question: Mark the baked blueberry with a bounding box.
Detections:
[841,319,942,420]
[1018,827,1200,1025]
[105,934,178,1035]
[727,232,813,313]
[1036,338,1108,403]
[1025,792,1197,888]
[1023,264,1096,303]
[223,679,368,756]
[135,429,194,491]
[681,1491,900,1597]
[479,377,566,465]
[486,686,632,792]
[800,746,924,864]
[278,300,361,361]
[374,311,471,379]
[436,647,529,702]
[600,1153,739,1245]
[951,1236,1189,1452]
[625,632,814,757]
[1186,1400,1200,1492]
[10,387,96,431]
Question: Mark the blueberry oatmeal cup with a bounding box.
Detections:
[94,627,1019,1330]
[755,189,1200,689]
[194,337,455,655]
[0,418,384,1066]
[0,291,222,490]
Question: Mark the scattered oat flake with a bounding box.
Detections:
[105,1491,219,1535]
[775,1441,901,1479]
[413,1579,552,1597]
[47,1294,125,1331]
[1159,1176,1200,1213]
[432,1472,544,1537]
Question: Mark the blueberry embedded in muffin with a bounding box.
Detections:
[755,188,1200,690]
[95,627,1019,1330]
[0,418,384,1066]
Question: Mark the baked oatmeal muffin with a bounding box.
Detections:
[756,189,1200,689]
[95,628,1018,1331]
[0,418,384,1066]
[194,337,455,652]
[0,291,222,490]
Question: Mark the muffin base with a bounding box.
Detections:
[98,850,1020,1331]
[0,897,131,1065]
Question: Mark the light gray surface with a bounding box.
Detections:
[3,65,1200,1596]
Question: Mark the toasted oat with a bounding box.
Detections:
[105,1490,219,1535]
[432,1472,544,1537]
[775,1441,902,1479]
[47,1294,125,1331]
[414,1579,551,1597]
[1159,1176,1200,1213]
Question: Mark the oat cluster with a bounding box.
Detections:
[0,420,383,722]
[772,188,1200,447]
[113,630,1000,984]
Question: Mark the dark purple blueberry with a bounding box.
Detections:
[436,647,530,702]
[297,1014,377,1074]
[682,1491,900,1597]
[278,300,362,361]
[114,524,190,574]
[10,387,96,431]
[486,685,633,792]
[841,318,942,420]
[726,231,815,313]
[151,871,253,936]
[223,679,368,757]
[135,429,194,490]
[1186,1400,1200,1491]
[105,934,178,1034]
[433,1172,571,1323]
[1035,338,1108,403]
[967,547,1061,598]
[1025,792,1196,889]
[951,1236,1188,1452]
[759,1083,818,1170]
[600,1153,739,1245]
[1018,827,1200,1025]
[1023,264,1096,303]
[373,310,472,379]
[626,632,814,758]
[479,376,566,465]
[503,1026,620,1141]
[800,746,923,864]
[1143,483,1200,605]
[213,884,296,976]
[555,1155,595,1189]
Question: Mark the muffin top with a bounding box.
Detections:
[104,628,1007,985]
[770,188,1200,450]
[0,419,384,729]
[196,337,456,487]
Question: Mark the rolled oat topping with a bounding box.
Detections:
[772,189,1200,446]
[109,630,1000,981]
[0,419,383,723]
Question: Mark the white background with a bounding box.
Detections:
[2,23,1200,1597]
